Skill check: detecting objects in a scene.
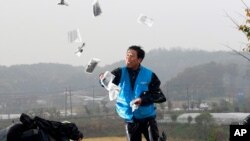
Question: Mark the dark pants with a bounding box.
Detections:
[125,118,159,141]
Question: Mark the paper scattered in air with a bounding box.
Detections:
[93,0,102,17]
[68,28,82,43]
[137,14,154,27]
[58,0,69,6]
[100,71,120,101]
[74,43,85,57]
[85,58,100,73]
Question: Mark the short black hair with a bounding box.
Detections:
[128,45,145,60]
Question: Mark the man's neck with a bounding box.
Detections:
[127,65,140,71]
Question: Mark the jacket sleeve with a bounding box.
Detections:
[140,73,166,106]
[111,67,122,85]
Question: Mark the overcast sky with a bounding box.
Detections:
[0,0,248,67]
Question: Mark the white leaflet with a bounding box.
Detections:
[68,28,82,43]
[85,58,101,73]
[137,14,154,27]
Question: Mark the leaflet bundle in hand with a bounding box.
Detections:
[100,71,120,101]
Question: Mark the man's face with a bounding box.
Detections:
[125,49,142,69]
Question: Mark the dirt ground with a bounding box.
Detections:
[82,136,188,141]
[83,137,146,141]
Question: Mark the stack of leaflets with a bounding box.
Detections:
[100,71,120,101]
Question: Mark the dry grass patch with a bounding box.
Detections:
[83,137,127,141]
[82,136,192,141]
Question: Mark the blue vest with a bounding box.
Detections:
[116,66,156,121]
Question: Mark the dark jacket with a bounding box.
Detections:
[7,113,83,141]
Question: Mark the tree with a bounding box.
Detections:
[167,99,173,111]
[195,112,214,126]
[170,113,179,122]
[84,105,91,115]
[226,0,250,52]
[219,99,233,112]
[225,0,250,62]
[195,112,215,140]
[182,103,188,111]
[238,0,250,52]
[25,107,61,119]
[187,116,193,125]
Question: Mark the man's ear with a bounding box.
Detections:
[138,58,143,63]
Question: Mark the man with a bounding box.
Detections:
[99,45,166,141]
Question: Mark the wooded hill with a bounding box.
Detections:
[0,48,249,100]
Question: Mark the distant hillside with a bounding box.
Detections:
[0,48,249,95]
[143,48,250,82]
[0,63,89,94]
[165,61,250,100]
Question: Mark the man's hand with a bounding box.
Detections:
[130,98,142,112]
[99,73,104,80]
[133,98,142,106]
